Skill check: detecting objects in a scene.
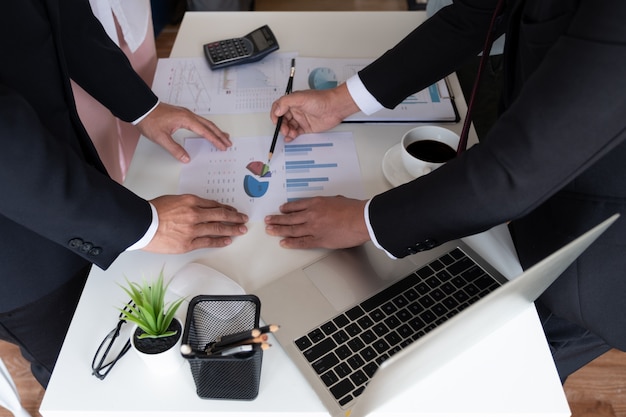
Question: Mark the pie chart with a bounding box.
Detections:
[308,67,338,90]
[246,161,271,177]
[243,175,269,198]
[243,161,271,198]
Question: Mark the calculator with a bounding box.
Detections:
[203,25,280,70]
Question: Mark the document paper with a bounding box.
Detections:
[293,57,458,123]
[178,132,365,220]
[152,53,297,115]
[152,55,457,122]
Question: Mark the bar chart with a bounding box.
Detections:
[283,135,363,202]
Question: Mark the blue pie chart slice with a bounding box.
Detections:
[243,174,269,198]
[308,67,338,90]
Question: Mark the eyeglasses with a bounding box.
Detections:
[91,301,134,380]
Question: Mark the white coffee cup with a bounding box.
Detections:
[400,126,459,178]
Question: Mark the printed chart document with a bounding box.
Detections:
[293,57,459,123]
[153,55,458,122]
[152,52,297,115]
[178,132,365,220]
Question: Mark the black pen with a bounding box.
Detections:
[267,58,296,165]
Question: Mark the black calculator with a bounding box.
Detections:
[203,25,279,70]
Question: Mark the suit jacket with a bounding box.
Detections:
[0,0,157,311]
[364,0,626,349]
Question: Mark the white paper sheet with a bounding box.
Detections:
[293,57,458,122]
[178,132,365,220]
[152,53,297,115]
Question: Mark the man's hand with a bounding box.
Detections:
[144,194,248,253]
[136,102,232,163]
[264,196,369,249]
[271,83,360,142]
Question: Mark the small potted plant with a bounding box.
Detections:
[119,268,185,375]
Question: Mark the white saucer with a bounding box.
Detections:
[382,143,416,187]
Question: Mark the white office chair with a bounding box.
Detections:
[0,359,31,417]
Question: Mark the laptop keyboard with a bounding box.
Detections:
[294,247,502,408]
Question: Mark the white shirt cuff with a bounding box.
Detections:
[131,100,160,125]
[346,75,385,116]
[126,202,159,251]
[364,199,397,259]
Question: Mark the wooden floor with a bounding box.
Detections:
[2,1,626,416]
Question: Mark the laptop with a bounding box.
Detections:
[255,214,619,417]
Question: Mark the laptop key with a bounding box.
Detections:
[333,329,350,344]
[334,362,352,378]
[346,305,365,320]
[350,370,368,386]
[360,329,376,344]
[353,385,366,398]
[302,337,336,362]
[308,328,325,343]
[321,321,338,335]
[335,345,352,360]
[448,256,475,275]
[357,315,374,329]
[312,352,339,374]
[321,370,339,387]
[333,313,350,328]
[345,322,361,337]
[363,362,379,377]
[330,379,355,400]
[295,335,312,350]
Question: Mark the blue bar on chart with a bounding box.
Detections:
[284,142,333,157]
[285,160,338,173]
[286,177,329,193]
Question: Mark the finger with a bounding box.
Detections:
[197,206,249,225]
[264,211,304,226]
[157,134,191,163]
[194,221,248,237]
[186,118,232,151]
[188,236,235,250]
[279,236,317,249]
[279,199,312,214]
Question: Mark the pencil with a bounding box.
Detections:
[267,58,296,165]
[258,324,280,335]
[212,328,262,349]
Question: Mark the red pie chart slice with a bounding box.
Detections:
[246,161,271,177]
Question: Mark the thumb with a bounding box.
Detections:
[159,134,190,163]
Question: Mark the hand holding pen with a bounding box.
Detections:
[267,59,296,165]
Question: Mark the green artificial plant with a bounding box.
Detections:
[119,268,184,339]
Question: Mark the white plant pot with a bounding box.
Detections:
[130,319,185,376]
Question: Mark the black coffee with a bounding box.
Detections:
[406,140,456,163]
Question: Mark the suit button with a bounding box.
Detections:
[88,247,102,256]
[424,239,438,249]
[79,242,93,253]
[69,238,83,249]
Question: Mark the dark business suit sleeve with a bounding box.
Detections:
[59,0,158,122]
[365,1,626,258]
[0,84,152,269]
[0,0,156,270]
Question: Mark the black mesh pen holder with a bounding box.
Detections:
[182,295,262,400]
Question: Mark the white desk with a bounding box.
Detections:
[40,12,570,417]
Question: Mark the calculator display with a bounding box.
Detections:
[251,29,270,50]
